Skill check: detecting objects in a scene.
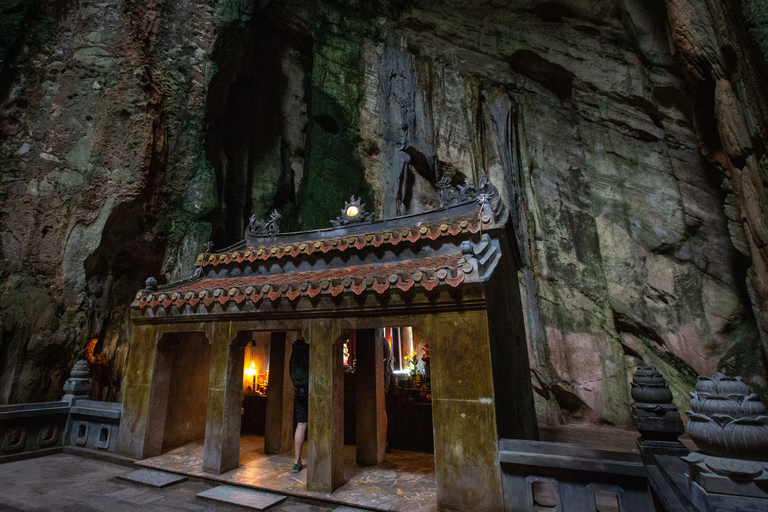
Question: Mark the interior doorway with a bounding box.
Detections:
[145,332,212,455]
[238,330,300,465]
[241,332,272,436]
[382,326,434,454]
[342,327,434,460]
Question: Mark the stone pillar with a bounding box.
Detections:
[142,334,175,457]
[307,319,345,492]
[265,331,294,454]
[630,365,686,460]
[355,328,386,466]
[427,311,504,512]
[484,229,538,440]
[203,322,244,474]
[116,324,158,459]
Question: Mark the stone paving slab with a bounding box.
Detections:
[198,485,287,509]
[117,468,188,488]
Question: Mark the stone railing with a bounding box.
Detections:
[0,399,124,464]
[1,359,124,464]
[498,439,652,512]
[0,401,70,463]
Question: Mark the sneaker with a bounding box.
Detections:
[292,462,302,473]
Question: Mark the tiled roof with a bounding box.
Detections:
[195,213,481,268]
[136,253,472,310]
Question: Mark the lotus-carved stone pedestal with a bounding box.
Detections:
[682,372,768,511]
[686,372,768,461]
[630,365,687,457]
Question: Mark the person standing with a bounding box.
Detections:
[289,337,309,473]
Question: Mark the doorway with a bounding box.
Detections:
[145,332,211,455]
[342,327,434,461]
[239,330,300,464]
[382,326,434,454]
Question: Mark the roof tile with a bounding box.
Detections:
[138,253,466,311]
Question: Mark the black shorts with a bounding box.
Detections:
[295,392,308,423]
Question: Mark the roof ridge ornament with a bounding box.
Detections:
[331,196,374,228]
[436,170,498,208]
[246,210,281,238]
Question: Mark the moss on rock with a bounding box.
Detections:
[298,21,374,229]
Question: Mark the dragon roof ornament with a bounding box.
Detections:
[246,210,280,238]
[436,170,499,208]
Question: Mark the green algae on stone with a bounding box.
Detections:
[718,333,768,399]
[213,0,253,26]
[300,89,374,229]
[298,21,374,229]
[744,1,768,64]
[183,157,218,217]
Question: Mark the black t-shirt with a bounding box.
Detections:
[289,338,309,389]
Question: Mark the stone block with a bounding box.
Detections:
[684,453,768,500]
[117,469,188,488]
[197,485,287,509]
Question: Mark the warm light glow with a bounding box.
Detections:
[246,361,257,377]
[346,205,360,217]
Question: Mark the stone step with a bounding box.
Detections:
[117,468,188,488]
[197,485,287,510]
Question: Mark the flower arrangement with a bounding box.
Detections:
[405,350,419,375]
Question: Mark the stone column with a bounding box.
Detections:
[355,328,386,466]
[265,331,294,454]
[307,319,345,492]
[142,333,175,457]
[484,230,538,440]
[202,322,244,474]
[426,311,504,512]
[116,324,158,459]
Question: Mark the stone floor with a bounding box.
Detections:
[0,453,368,512]
[0,424,688,512]
[137,436,437,512]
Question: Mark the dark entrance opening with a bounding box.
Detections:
[146,332,211,455]
[342,328,434,457]
[238,330,299,466]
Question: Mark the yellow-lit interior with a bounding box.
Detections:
[243,336,271,394]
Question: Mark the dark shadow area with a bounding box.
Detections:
[204,9,311,245]
[148,332,211,453]
[162,333,211,452]
[506,49,574,100]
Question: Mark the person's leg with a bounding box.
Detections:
[292,393,309,471]
[293,422,307,465]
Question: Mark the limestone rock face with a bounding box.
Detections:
[1,0,767,427]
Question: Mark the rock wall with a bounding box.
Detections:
[1,0,766,427]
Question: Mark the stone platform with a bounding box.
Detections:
[136,435,437,511]
[538,422,697,453]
